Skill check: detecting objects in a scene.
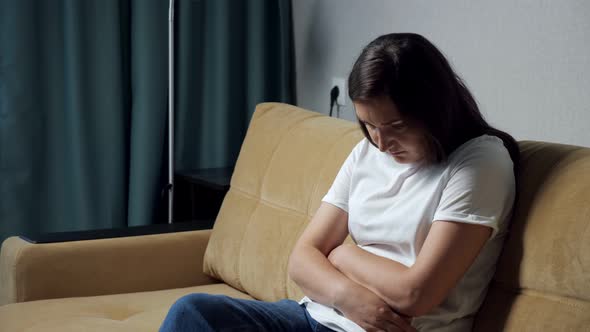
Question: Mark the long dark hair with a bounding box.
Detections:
[348,33,519,174]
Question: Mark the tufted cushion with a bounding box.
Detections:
[202,103,363,301]
[473,141,590,331]
[0,283,253,332]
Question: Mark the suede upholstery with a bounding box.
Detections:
[473,142,590,331]
[1,103,589,331]
[0,229,216,305]
[202,103,363,302]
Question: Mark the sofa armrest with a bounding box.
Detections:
[0,228,217,305]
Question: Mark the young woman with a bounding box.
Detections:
[159,33,518,332]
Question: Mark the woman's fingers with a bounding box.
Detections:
[384,312,416,332]
[365,308,415,332]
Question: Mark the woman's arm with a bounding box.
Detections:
[328,220,492,317]
[288,202,415,332]
[288,202,351,306]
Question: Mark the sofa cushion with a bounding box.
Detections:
[473,141,590,330]
[203,103,363,301]
[473,282,590,331]
[0,283,253,332]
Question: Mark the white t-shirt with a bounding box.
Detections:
[300,134,516,332]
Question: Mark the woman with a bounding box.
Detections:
[159,33,518,332]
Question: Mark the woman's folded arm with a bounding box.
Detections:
[328,220,492,317]
[288,202,415,331]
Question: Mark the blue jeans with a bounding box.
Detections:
[159,293,336,332]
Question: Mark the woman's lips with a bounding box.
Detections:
[389,150,405,156]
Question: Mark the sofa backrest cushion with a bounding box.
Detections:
[473,141,590,330]
[203,103,363,301]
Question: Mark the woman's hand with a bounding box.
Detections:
[333,279,416,332]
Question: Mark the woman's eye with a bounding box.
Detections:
[391,123,406,130]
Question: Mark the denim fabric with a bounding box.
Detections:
[159,293,336,332]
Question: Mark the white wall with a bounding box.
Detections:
[292,0,590,146]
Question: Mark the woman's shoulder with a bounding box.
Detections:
[446,134,513,170]
[450,134,508,158]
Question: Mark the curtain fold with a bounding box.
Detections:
[126,0,169,227]
[175,0,294,171]
[0,0,293,243]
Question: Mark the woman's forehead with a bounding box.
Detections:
[354,97,402,124]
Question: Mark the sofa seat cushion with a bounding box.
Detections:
[0,283,253,332]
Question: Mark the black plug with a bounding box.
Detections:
[329,85,339,117]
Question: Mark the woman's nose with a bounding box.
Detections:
[374,131,388,152]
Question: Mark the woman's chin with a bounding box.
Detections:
[389,151,407,161]
[389,152,420,164]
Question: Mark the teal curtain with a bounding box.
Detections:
[0,0,293,243]
[175,0,293,169]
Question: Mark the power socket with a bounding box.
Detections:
[331,77,346,106]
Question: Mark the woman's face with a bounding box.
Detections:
[354,96,427,164]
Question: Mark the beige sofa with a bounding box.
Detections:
[1,103,589,331]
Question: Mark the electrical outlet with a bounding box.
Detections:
[331,77,347,106]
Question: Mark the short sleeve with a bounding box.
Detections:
[321,140,364,213]
[433,137,516,239]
